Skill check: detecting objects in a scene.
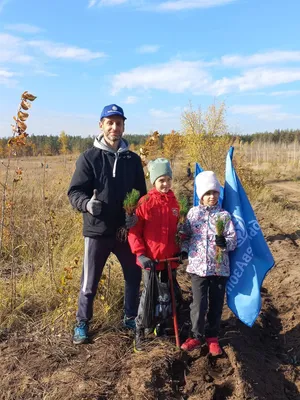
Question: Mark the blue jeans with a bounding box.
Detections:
[76,236,142,322]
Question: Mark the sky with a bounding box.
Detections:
[1,0,300,138]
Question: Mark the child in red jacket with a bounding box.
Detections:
[128,158,180,352]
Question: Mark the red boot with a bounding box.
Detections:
[206,337,222,356]
[181,337,201,352]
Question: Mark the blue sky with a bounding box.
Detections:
[1,0,300,138]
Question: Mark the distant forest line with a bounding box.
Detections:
[0,129,300,157]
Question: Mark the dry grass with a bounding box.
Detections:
[0,155,125,334]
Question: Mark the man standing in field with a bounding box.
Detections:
[68,104,147,345]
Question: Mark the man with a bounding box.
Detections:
[68,104,147,345]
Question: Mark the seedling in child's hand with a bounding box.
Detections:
[117,189,140,242]
[215,216,229,264]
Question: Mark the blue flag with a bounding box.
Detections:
[193,162,224,206]
[223,147,275,327]
[193,162,203,206]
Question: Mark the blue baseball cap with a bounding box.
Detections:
[100,104,127,120]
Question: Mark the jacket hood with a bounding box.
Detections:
[93,134,129,153]
[147,187,176,200]
[198,203,221,212]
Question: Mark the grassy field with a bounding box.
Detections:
[0,144,299,334]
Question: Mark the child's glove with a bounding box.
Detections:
[174,251,188,263]
[180,251,188,263]
[86,189,102,216]
[215,235,227,248]
[138,255,155,270]
[125,214,138,229]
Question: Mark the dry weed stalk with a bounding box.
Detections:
[0,91,36,310]
[0,91,36,256]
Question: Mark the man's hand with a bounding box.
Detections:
[125,214,138,229]
[86,189,102,216]
[215,235,227,249]
[138,255,155,270]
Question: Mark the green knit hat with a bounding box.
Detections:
[148,158,172,184]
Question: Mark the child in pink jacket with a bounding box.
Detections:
[180,171,237,356]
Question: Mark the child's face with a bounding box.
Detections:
[201,190,219,206]
[154,175,172,193]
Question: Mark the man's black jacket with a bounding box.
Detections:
[68,137,147,237]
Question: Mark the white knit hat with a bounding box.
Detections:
[195,171,220,201]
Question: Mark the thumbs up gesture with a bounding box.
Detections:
[86,189,102,216]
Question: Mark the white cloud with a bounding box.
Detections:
[156,0,236,11]
[34,69,58,77]
[27,40,106,61]
[111,58,300,97]
[88,0,234,10]
[230,104,300,121]
[230,104,281,115]
[0,68,17,86]
[270,90,300,97]
[149,108,177,118]
[212,68,300,95]
[0,33,33,63]
[222,51,300,67]
[136,44,160,54]
[88,0,97,7]
[0,0,11,13]
[124,96,138,104]
[94,0,129,6]
[111,60,211,94]
[0,33,106,65]
[4,23,42,34]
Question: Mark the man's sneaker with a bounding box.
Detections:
[73,321,89,345]
[133,328,145,352]
[181,337,201,352]
[123,316,136,330]
[206,337,222,356]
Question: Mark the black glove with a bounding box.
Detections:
[180,251,188,262]
[138,255,155,270]
[125,214,138,229]
[174,251,188,263]
[215,235,227,249]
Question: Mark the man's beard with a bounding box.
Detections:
[107,134,122,142]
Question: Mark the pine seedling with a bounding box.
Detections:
[123,188,140,216]
[176,195,189,245]
[215,215,229,264]
[117,189,140,242]
[178,195,189,224]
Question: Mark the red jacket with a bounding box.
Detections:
[128,188,180,270]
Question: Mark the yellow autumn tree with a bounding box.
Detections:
[58,130,69,155]
[163,130,184,167]
[139,130,161,166]
[181,101,233,179]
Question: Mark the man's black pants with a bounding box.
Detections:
[76,236,141,322]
